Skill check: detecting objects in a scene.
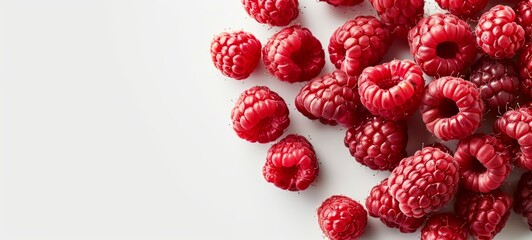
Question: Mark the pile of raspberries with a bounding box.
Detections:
[211,0,532,239]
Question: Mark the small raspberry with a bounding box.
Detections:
[388,147,460,218]
[408,13,477,77]
[369,0,424,39]
[295,70,360,127]
[435,0,488,19]
[421,213,468,240]
[329,16,391,77]
[358,59,425,121]
[520,44,532,98]
[319,0,363,6]
[365,178,426,233]
[516,0,532,40]
[231,86,290,143]
[344,116,407,171]
[494,107,532,170]
[263,25,325,83]
[262,134,318,191]
[454,189,512,240]
[469,56,521,111]
[241,0,299,27]
[475,5,526,59]
[454,133,511,193]
[514,171,532,230]
[420,76,484,141]
[210,31,262,80]
[318,195,367,240]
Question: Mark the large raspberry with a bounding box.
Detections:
[475,5,526,59]
[369,0,424,39]
[329,16,391,77]
[295,70,360,127]
[319,0,363,6]
[241,0,299,27]
[435,0,488,19]
[516,0,532,40]
[262,134,318,191]
[344,116,407,171]
[358,59,425,121]
[420,76,484,141]
[454,189,512,240]
[494,107,532,170]
[210,31,262,80]
[365,178,426,233]
[421,213,468,240]
[263,25,325,83]
[388,147,459,218]
[318,195,367,240]
[231,86,290,143]
[520,44,532,98]
[454,133,511,193]
[514,171,532,230]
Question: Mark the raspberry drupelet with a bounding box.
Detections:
[210,31,262,80]
[494,107,532,170]
[369,0,424,39]
[241,0,299,27]
[421,213,468,240]
[318,195,367,240]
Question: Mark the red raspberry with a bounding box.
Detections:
[435,0,488,19]
[494,107,532,170]
[319,0,363,6]
[295,70,360,127]
[231,86,290,143]
[358,59,425,121]
[516,0,532,40]
[520,44,532,98]
[210,31,262,80]
[369,0,424,39]
[454,133,511,193]
[454,189,512,240]
[475,5,526,59]
[241,0,299,27]
[388,147,459,218]
[365,178,426,233]
[263,25,325,83]
[514,171,532,230]
[421,213,468,240]
[262,134,318,191]
[318,195,367,240]
[420,76,484,141]
[329,16,391,77]
[344,116,407,171]
[408,13,477,78]
[469,56,521,111]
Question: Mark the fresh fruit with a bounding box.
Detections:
[318,195,367,240]
[241,0,299,26]
[516,0,532,40]
[210,31,262,80]
[319,0,363,6]
[435,0,488,19]
[494,107,532,170]
[514,171,532,230]
[421,213,468,240]
[369,0,424,39]
[520,44,532,98]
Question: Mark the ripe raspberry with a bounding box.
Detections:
[514,171,532,230]
[454,189,512,240]
[475,5,526,59]
[369,0,424,39]
[329,16,391,77]
[420,76,484,141]
[454,133,511,193]
[435,0,488,19]
[231,86,290,143]
[358,59,425,121]
[519,44,532,98]
[469,56,521,111]
[494,107,532,170]
[516,0,532,40]
[210,31,262,80]
[295,70,360,127]
[388,147,460,218]
[263,25,325,83]
[365,178,426,233]
[408,13,477,77]
[262,134,318,191]
[421,213,468,240]
[241,0,299,27]
[318,195,367,240]
[344,116,407,171]
[319,0,363,6]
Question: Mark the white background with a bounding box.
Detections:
[1,0,531,239]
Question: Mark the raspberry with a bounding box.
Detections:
[516,0,532,40]
[469,56,521,111]
[358,59,425,121]
[369,0,424,39]
[421,213,468,240]
[262,134,318,191]
[319,0,363,6]
[230,86,290,143]
[408,13,477,77]
[454,189,512,240]
[420,76,484,141]
[344,116,407,171]
[210,31,262,80]
[263,25,325,83]
[295,70,360,127]
[329,16,391,77]
[520,44,532,98]
[318,195,367,240]
[388,147,459,218]
[241,0,299,27]
[435,0,488,19]
[475,5,526,59]
[365,178,426,233]
[514,171,532,230]
[454,133,511,193]
[494,107,532,170]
